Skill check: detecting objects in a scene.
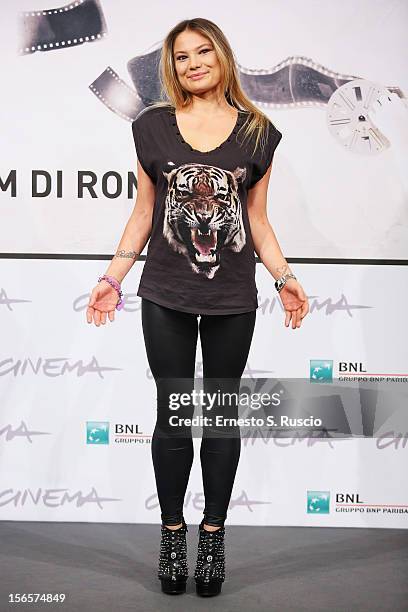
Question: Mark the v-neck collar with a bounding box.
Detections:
[168,107,245,155]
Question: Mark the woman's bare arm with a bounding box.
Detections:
[102,160,155,282]
[247,162,292,279]
[247,161,309,328]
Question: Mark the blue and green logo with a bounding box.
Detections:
[307,491,330,514]
[86,421,109,445]
[310,360,333,382]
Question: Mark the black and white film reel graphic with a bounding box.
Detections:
[327,79,407,155]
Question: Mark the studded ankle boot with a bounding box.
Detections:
[157,519,189,594]
[194,519,226,597]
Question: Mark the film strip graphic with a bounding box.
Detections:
[237,55,359,108]
[89,67,145,123]
[88,45,164,122]
[18,0,107,55]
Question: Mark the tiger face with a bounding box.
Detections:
[162,163,247,279]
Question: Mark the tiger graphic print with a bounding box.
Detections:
[162,162,247,279]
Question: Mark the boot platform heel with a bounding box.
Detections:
[157,520,188,595]
[194,519,225,597]
[159,576,187,595]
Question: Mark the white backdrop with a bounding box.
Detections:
[1,0,407,528]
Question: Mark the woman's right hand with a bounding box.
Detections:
[86,280,119,326]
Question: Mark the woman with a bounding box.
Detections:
[86,17,309,598]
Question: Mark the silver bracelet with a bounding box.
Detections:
[275,273,297,293]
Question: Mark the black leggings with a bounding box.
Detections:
[141,298,256,527]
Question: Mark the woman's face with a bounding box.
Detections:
[173,29,222,96]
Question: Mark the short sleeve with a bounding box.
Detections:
[131,111,156,183]
[248,121,282,189]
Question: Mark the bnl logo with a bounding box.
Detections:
[307,491,330,514]
[86,421,109,444]
[310,360,333,382]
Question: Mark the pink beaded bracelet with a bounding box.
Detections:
[98,274,124,310]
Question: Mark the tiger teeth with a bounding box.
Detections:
[196,253,216,263]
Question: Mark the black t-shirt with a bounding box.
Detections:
[131,104,282,315]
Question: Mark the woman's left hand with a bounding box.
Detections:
[278,279,309,329]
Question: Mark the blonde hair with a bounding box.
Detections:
[148,17,277,157]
